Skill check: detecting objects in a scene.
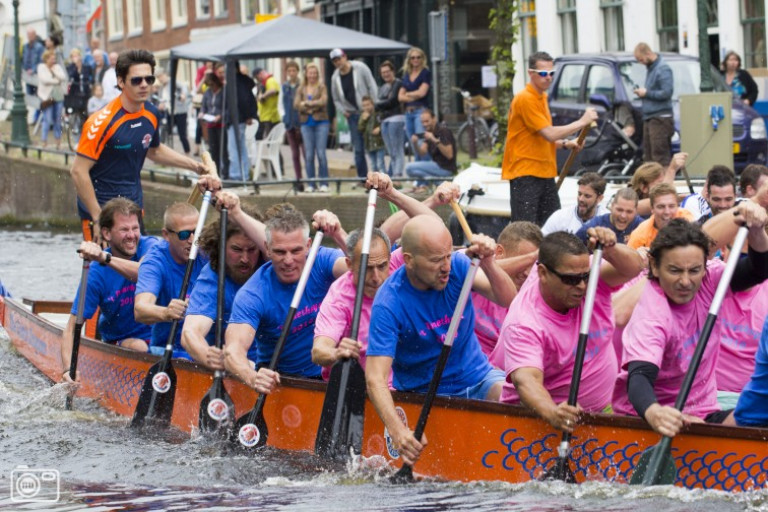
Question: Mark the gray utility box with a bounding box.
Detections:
[679,92,733,178]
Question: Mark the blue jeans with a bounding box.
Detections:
[367,148,386,173]
[301,122,329,187]
[405,160,453,186]
[381,119,406,177]
[41,101,63,143]
[405,108,428,161]
[227,123,250,181]
[346,112,368,179]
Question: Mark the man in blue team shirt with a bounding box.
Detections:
[576,187,643,245]
[60,198,159,381]
[70,48,219,242]
[224,206,348,394]
[182,193,266,370]
[365,215,517,466]
[135,202,207,358]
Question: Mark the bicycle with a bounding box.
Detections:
[62,106,85,151]
[454,88,496,155]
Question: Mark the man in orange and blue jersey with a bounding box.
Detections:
[70,49,219,243]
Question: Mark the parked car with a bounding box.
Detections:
[548,53,768,174]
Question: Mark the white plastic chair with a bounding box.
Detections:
[244,121,259,174]
[253,122,286,180]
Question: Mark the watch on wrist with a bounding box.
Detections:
[100,252,112,266]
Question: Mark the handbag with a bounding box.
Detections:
[192,93,204,108]
[51,83,65,102]
[40,97,54,110]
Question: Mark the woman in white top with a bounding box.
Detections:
[37,49,67,148]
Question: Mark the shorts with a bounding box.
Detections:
[148,345,194,361]
[716,390,740,410]
[454,368,505,401]
[705,408,734,424]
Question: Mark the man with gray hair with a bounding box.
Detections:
[225,207,348,394]
[576,187,643,244]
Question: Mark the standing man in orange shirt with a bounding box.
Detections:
[501,52,598,226]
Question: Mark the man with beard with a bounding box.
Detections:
[135,202,207,359]
[576,188,643,244]
[542,172,608,235]
[628,183,694,250]
[681,165,738,224]
[61,198,159,381]
[182,193,266,370]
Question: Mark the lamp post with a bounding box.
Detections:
[10,0,30,145]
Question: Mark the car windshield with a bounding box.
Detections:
[618,60,730,101]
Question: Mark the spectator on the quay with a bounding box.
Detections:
[66,48,93,119]
[330,48,378,184]
[295,63,330,193]
[87,83,109,115]
[102,51,120,102]
[405,108,456,192]
[282,61,304,188]
[193,61,214,156]
[722,51,758,107]
[226,64,258,181]
[359,96,386,174]
[398,47,431,161]
[161,71,192,156]
[37,49,67,149]
[201,70,227,178]
[376,60,405,179]
[92,49,108,84]
[82,37,106,69]
[634,42,674,166]
[254,67,280,137]
[22,27,44,123]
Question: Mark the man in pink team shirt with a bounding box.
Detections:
[613,201,768,438]
[499,228,644,433]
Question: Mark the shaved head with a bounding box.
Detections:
[402,216,453,291]
[401,215,450,256]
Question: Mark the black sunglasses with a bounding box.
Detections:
[543,264,590,286]
[130,75,156,86]
[166,228,193,241]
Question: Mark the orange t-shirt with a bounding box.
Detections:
[627,209,695,249]
[501,83,556,181]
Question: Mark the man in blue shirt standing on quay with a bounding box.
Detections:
[634,42,674,167]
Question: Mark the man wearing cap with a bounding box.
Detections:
[329,48,378,184]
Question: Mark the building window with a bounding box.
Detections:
[126,0,142,35]
[706,0,717,27]
[259,0,278,14]
[171,0,187,26]
[197,0,211,19]
[656,0,678,52]
[214,0,228,17]
[557,0,578,54]
[150,0,166,31]
[601,0,624,51]
[519,0,537,75]
[106,0,124,38]
[299,0,314,9]
[742,0,766,67]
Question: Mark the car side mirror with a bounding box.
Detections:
[589,94,612,110]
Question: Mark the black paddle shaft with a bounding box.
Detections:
[214,208,228,351]
[66,259,90,410]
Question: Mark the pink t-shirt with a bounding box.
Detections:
[472,291,508,366]
[613,260,727,419]
[716,281,768,392]
[499,264,619,412]
[314,248,404,381]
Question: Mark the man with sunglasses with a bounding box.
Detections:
[498,228,643,433]
[135,202,208,359]
[501,51,598,226]
[71,49,219,244]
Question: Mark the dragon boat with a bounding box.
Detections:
[2,295,767,492]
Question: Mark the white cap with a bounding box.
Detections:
[329,48,345,60]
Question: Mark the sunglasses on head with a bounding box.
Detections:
[129,75,156,86]
[167,228,193,241]
[530,69,556,78]
[544,264,590,286]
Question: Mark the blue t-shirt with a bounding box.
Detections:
[76,97,161,220]
[70,236,159,343]
[401,68,432,109]
[367,251,493,394]
[228,246,343,378]
[734,317,768,426]
[575,212,643,245]
[135,239,208,351]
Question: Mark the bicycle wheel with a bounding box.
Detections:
[67,111,85,151]
[458,122,492,154]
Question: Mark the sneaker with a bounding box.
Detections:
[305,185,315,193]
[318,185,329,193]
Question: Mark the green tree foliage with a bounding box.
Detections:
[489,1,519,162]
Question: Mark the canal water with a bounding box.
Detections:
[0,229,767,511]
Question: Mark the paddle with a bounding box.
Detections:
[556,122,596,191]
[630,225,749,486]
[198,206,236,433]
[131,190,213,428]
[233,229,325,449]
[679,165,695,195]
[541,242,604,483]
[315,189,378,460]
[65,258,90,410]
[391,255,481,484]
[187,151,218,205]
[450,200,473,243]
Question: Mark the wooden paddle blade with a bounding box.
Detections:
[390,464,415,484]
[232,408,268,450]
[539,456,576,483]
[198,377,235,434]
[629,445,677,486]
[130,361,177,428]
[314,359,367,460]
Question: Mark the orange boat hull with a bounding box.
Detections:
[2,297,767,492]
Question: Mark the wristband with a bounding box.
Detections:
[99,252,112,266]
